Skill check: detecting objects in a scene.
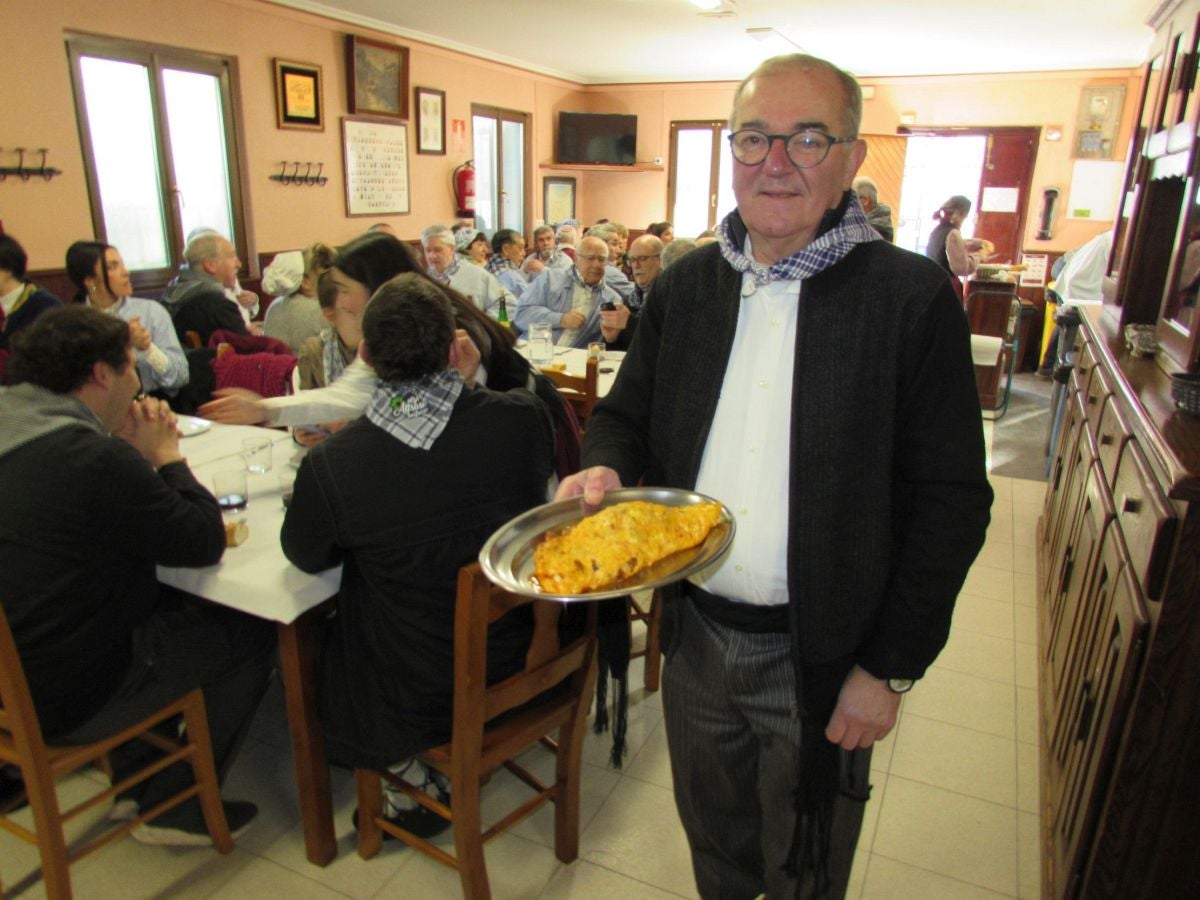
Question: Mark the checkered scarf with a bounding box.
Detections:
[486,254,519,277]
[321,328,350,385]
[717,191,880,288]
[364,369,464,450]
[428,258,460,285]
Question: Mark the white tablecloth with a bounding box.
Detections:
[157,423,340,623]
[516,345,623,398]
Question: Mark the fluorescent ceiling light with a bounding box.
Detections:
[689,0,723,9]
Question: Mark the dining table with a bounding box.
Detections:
[157,420,342,866]
[515,344,624,398]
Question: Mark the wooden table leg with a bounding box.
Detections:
[277,608,336,866]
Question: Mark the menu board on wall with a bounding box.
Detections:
[342,116,409,216]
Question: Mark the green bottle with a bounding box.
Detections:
[497,296,511,328]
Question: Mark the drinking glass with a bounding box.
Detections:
[528,321,554,366]
[213,470,248,515]
[241,436,273,474]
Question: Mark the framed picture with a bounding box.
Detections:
[415,86,446,155]
[274,59,323,131]
[342,116,410,216]
[544,176,576,224]
[346,35,409,119]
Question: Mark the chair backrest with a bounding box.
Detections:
[451,563,595,744]
[540,357,598,426]
[0,602,52,772]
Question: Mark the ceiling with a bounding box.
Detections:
[279,0,1157,85]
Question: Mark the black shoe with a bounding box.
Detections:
[352,798,451,840]
[132,799,257,846]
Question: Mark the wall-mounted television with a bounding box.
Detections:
[556,112,637,165]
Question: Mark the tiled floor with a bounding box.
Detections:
[1,421,1046,899]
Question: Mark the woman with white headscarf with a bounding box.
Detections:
[261,243,334,352]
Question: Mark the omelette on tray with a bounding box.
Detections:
[533,500,723,594]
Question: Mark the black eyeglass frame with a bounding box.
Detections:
[727,129,856,169]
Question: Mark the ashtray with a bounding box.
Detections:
[1124,324,1158,357]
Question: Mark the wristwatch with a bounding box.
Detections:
[886,678,915,694]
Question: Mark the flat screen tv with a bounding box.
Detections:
[557,112,637,165]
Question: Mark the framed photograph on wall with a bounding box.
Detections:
[274,59,323,131]
[415,86,446,155]
[346,35,409,120]
[342,116,410,216]
[544,176,576,225]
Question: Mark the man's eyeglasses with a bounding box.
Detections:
[629,255,661,265]
[728,129,854,168]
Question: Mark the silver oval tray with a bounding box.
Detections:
[479,486,735,602]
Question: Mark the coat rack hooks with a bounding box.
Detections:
[269,160,327,186]
[0,147,63,182]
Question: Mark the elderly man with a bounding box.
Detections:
[162,232,250,345]
[555,222,578,260]
[601,233,663,351]
[586,223,636,301]
[421,224,513,321]
[530,224,573,271]
[557,53,991,898]
[513,235,622,346]
[0,306,273,844]
[486,228,531,300]
[852,176,894,242]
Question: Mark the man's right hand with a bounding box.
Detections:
[560,310,586,330]
[118,397,183,469]
[554,465,622,506]
[199,388,268,424]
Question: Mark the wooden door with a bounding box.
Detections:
[975,128,1040,265]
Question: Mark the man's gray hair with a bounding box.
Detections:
[532,224,555,240]
[421,224,455,247]
[852,176,879,203]
[661,237,697,270]
[556,223,578,245]
[729,53,862,139]
[184,232,225,268]
[588,223,619,242]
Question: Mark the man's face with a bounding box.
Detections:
[574,237,608,287]
[856,191,876,213]
[204,238,241,289]
[628,236,663,290]
[534,230,555,254]
[603,234,623,261]
[502,236,526,263]
[99,346,141,431]
[731,65,866,262]
[423,237,454,273]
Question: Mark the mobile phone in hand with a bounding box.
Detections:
[600,301,617,311]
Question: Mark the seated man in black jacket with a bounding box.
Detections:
[0,306,273,844]
[282,273,554,835]
[162,232,250,346]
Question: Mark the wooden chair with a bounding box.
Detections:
[354,562,598,900]
[0,603,234,900]
[540,357,599,428]
[627,590,664,692]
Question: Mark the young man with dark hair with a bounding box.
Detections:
[0,306,273,845]
[0,232,63,376]
[281,273,555,833]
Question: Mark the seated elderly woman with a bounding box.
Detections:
[281,273,554,833]
[66,241,188,398]
[1,232,63,381]
[261,242,335,353]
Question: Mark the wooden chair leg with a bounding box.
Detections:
[181,694,233,853]
[552,715,587,864]
[354,770,383,859]
[643,592,663,693]
[24,772,73,900]
[450,778,489,900]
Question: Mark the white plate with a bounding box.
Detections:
[479,487,735,602]
[176,415,212,438]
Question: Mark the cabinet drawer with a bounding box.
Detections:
[1083,360,1115,436]
[1095,395,1132,489]
[1072,338,1099,395]
[1113,442,1177,600]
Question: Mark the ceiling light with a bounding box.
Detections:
[744,26,806,52]
[689,0,722,9]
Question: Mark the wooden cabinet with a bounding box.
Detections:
[1036,310,1197,899]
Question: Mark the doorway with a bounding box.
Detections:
[895,135,987,254]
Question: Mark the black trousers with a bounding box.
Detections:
[662,597,870,899]
[61,586,275,829]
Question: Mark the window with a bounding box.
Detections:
[67,34,251,287]
[668,121,736,236]
[471,105,530,234]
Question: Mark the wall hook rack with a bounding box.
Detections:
[270,160,327,186]
[0,147,62,182]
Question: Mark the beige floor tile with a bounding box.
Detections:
[873,776,1017,895]
[904,668,1015,740]
[540,858,696,899]
[858,772,888,853]
[1016,741,1040,815]
[1017,811,1042,899]
[861,854,1012,899]
[578,776,697,896]
[988,475,1014,502]
[627,653,664,712]
[1014,604,1038,646]
[69,842,255,900]
[372,831,563,899]
[1013,502,1045,548]
[985,510,1014,546]
[582,696,663,770]
[1013,547,1038,576]
[951,593,1016,642]
[207,853,379,899]
[1012,479,1048,505]
[1016,687,1040,746]
[975,539,1016,572]
[847,850,869,900]
[933,627,1015,684]
[870,720,897,774]
[624,717,674,791]
[1013,570,1038,608]
[963,564,1016,605]
[889,714,1016,807]
[1015,641,1038,689]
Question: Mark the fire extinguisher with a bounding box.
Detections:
[453,160,475,218]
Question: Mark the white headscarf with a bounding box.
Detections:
[261,250,305,297]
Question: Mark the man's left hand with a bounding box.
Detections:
[824,664,902,750]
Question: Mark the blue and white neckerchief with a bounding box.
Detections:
[321,327,351,385]
[717,192,880,289]
[364,368,464,450]
[428,258,460,285]
[487,255,519,277]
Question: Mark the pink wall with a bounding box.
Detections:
[1,0,1140,272]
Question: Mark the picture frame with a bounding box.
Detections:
[273,59,323,131]
[415,86,446,155]
[346,35,409,120]
[342,116,410,216]
[544,176,576,225]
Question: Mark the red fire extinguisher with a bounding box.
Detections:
[453,160,475,218]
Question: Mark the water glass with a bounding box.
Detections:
[528,322,554,366]
[587,341,605,362]
[213,470,248,515]
[241,436,273,474]
[278,468,297,509]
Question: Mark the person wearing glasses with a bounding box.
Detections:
[602,233,663,350]
[556,53,991,898]
[512,235,622,346]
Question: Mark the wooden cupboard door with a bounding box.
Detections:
[1041,391,1090,593]
[1113,441,1178,600]
[1094,394,1132,489]
[1071,337,1099,396]
[1082,358,1115,436]
[1046,549,1148,900]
